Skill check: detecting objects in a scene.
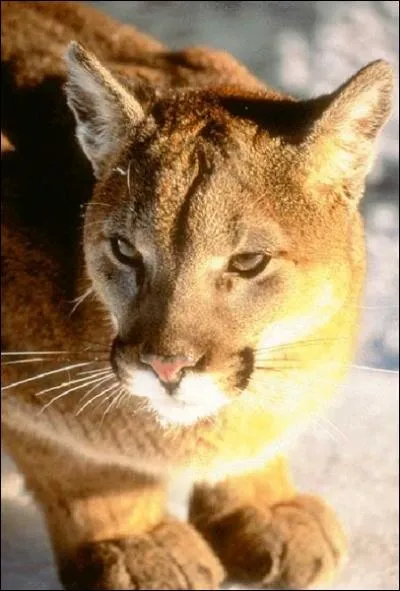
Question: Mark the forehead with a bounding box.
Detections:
[127,111,287,258]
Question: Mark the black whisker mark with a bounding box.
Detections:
[236,347,254,390]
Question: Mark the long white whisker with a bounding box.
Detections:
[111,386,127,410]
[75,382,118,416]
[359,305,399,310]
[35,371,112,397]
[95,389,117,411]
[99,387,122,424]
[87,201,114,207]
[312,420,337,442]
[319,416,348,442]
[2,358,44,365]
[253,339,347,358]
[351,364,398,374]
[127,159,132,194]
[115,387,127,410]
[74,375,115,409]
[37,374,113,415]
[254,358,399,375]
[1,362,94,391]
[1,351,69,356]
[69,288,94,316]
[113,388,125,409]
[77,368,110,377]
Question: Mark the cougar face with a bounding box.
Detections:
[66,43,393,425]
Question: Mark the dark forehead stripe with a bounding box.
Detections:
[135,94,261,258]
[131,111,228,249]
[171,149,214,256]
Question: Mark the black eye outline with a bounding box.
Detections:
[228,252,271,279]
[110,237,142,267]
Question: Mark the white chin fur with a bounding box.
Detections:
[125,369,228,426]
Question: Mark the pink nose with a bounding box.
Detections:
[140,354,196,383]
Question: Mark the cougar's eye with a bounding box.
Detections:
[228,252,271,278]
[111,237,140,266]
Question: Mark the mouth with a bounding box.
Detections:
[120,367,229,426]
[110,340,253,426]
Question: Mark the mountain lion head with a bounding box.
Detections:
[65,42,393,426]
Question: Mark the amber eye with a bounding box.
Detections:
[228,252,271,278]
[111,237,139,266]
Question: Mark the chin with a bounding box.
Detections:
[125,368,229,427]
[145,398,219,427]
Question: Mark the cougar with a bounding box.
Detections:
[1,2,394,589]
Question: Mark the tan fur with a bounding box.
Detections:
[1,2,394,589]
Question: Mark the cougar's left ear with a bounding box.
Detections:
[65,42,145,178]
[305,60,394,201]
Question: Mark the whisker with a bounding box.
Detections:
[351,364,398,374]
[77,367,111,377]
[253,337,348,357]
[35,371,113,397]
[252,366,302,376]
[37,374,113,414]
[69,288,94,316]
[98,389,119,411]
[99,387,123,424]
[254,363,303,371]
[87,202,114,207]
[74,374,115,408]
[70,338,110,351]
[318,416,348,442]
[75,381,118,416]
[254,358,399,375]
[116,387,127,410]
[127,159,132,194]
[1,351,69,356]
[2,358,45,365]
[359,305,399,310]
[312,420,338,443]
[1,353,102,365]
[1,362,94,391]
[253,356,304,363]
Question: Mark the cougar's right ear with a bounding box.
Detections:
[65,42,145,178]
[304,60,394,202]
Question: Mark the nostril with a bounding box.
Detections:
[140,352,204,384]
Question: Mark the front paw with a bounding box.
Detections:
[191,494,347,589]
[58,517,225,590]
